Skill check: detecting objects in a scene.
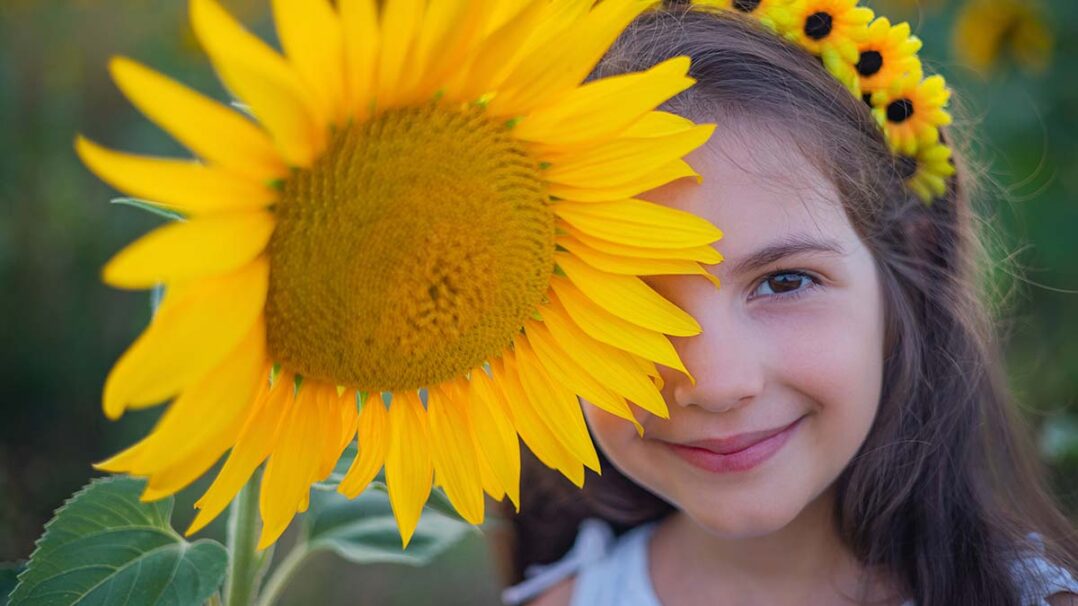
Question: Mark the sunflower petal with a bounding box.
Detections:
[259,383,324,548]
[385,390,433,549]
[524,318,643,436]
[559,221,723,263]
[548,159,700,202]
[557,234,721,288]
[190,0,324,166]
[513,335,599,473]
[555,252,699,337]
[490,0,650,115]
[339,0,379,117]
[271,0,346,123]
[103,258,270,419]
[554,198,722,248]
[338,393,388,498]
[427,384,485,525]
[544,125,715,189]
[375,0,424,109]
[75,137,276,216]
[468,366,521,510]
[186,373,295,536]
[548,276,689,378]
[515,57,694,148]
[539,294,670,419]
[109,57,286,182]
[96,323,268,482]
[493,354,584,487]
[103,211,275,289]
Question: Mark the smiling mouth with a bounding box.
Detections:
[661,415,806,474]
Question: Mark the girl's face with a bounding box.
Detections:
[581,127,887,539]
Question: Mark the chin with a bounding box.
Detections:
[683,496,804,540]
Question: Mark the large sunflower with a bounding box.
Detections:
[77,0,721,549]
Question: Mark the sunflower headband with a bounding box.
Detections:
[698,0,956,203]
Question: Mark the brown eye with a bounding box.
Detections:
[752,270,817,299]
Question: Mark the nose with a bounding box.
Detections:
[666,311,766,414]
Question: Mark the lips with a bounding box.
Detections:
[662,415,806,474]
[673,416,805,455]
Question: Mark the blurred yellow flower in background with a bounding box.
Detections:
[953,0,1053,75]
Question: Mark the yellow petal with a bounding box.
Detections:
[319,386,358,480]
[449,0,549,100]
[385,390,433,549]
[75,137,276,216]
[557,235,721,288]
[548,159,699,202]
[339,0,379,117]
[553,198,722,248]
[96,323,268,480]
[103,211,275,289]
[109,57,287,182]
[539,294,670,420]
[427,383,485,525]
[190,0,324,166]
[338,392,388,498]
[409,0,488,102]
[467,366,521,510]
[515,57,694,148]
[258,383,323,548]
[186,372,295,536]
[555,252,699,337]
[103,258,269,418]
[559,220,722,263]
[513,335,599,473]
[623,110,700,138]
[375,0,424,108]
[544,125,715,189]
[489,0,650,115]
[524,318,643,436]
[493,353,584,487]
[271,0,346,123]
[548,276,689,379]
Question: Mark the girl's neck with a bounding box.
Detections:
[648,489,902,605]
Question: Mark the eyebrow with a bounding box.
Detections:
[729,234,847,276]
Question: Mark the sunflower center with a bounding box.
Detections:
[732,0,762,12]
[265,101,554,392]
[804,12,833,40]
[886,98,915,123]
[856,50,884,76]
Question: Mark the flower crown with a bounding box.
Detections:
[695,0,956,204]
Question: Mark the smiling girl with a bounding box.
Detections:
[499,4,1078,606]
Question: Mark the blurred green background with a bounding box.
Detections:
[0,0,1075,603]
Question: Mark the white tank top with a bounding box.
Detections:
[501,518,1078,606]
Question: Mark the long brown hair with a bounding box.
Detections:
[502,4,1078,605]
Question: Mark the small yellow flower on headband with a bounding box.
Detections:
[695,0,794,31]
[784,0,874,65]
[856,17,923,94]
[871,72,952,157]
[901,141,955,202]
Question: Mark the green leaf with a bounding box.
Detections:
[1,563,25,606]
[9,476,227,606]
[110,197,185,222]
[303,489,474,567]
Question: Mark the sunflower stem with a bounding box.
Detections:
[255,539,310,606]
[225,470,263,606]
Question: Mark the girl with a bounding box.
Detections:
[499,4,1078,606]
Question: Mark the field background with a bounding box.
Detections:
[1,0,1075,603]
